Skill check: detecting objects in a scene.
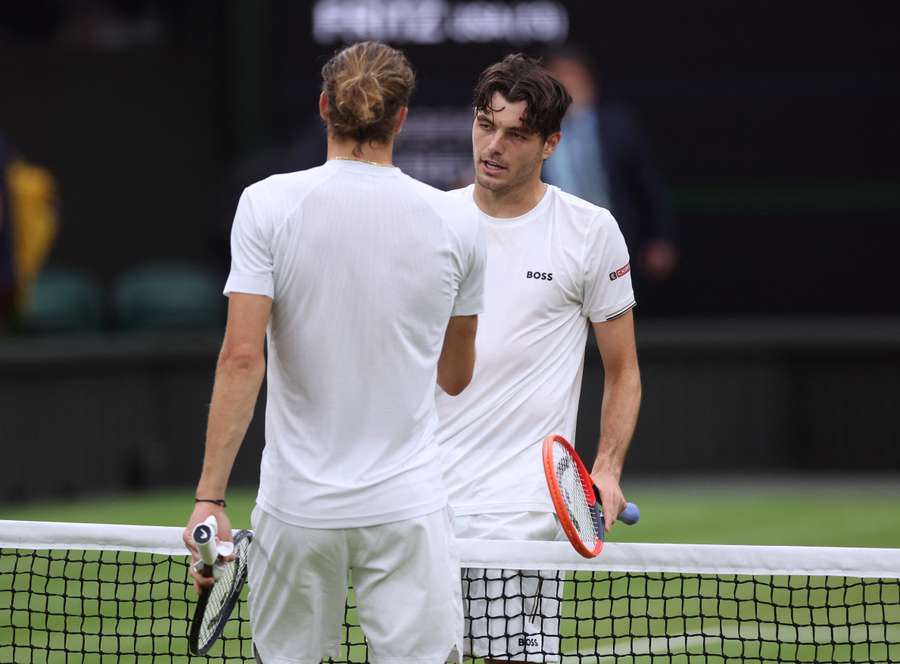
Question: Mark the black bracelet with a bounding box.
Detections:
[195,498,227,507]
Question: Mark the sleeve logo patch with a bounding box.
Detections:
[609,262,631,281]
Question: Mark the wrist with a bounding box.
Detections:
[194,497,227,508]
[591,459,621,480]
[195,476,228,501]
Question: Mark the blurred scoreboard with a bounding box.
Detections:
[269,0,900,185]
[311,0,569,45]
[271,0,571,188]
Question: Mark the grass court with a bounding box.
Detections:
[2,478,899,662]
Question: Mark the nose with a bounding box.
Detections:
[486,130,504,154]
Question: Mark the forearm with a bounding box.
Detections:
[437,314,478,395]
[591,366,641,479]
[196,352,266,498]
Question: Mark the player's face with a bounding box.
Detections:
[472,92,556,195]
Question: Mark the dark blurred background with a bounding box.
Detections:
[1,0,899,502]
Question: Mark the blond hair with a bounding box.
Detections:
[321,41,415,146]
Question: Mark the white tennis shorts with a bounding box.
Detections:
[456,511,566,662]
[248,505,463,664]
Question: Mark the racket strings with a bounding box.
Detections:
[197,536,250,649]
[552,442,599,549]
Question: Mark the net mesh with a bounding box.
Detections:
[2,521,899,663]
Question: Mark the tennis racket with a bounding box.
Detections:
[188,516,252,656]
[542,434,639,558]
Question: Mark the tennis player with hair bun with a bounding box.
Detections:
[434,54,642,661]
[184,41,486,664]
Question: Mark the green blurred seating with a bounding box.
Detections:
[113,262,224,331]
[21,268,104,334]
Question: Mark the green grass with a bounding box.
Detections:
[2,477,899,662]
[4,475,900,547]
[615,477,900,548]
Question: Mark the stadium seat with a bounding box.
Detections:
[20,268,104,334]
[113,261,224,330]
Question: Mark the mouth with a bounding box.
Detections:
[480,158,507,176]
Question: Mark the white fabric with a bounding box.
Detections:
[225,160,486,528]
[248,506,463,664]
[456,512,566,661]
[435,184,634,516]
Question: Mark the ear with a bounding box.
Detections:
[393,106,409,135]
[318,91,329,121]
[542,132,561,160]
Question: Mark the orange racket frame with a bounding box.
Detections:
[542,433,603,558]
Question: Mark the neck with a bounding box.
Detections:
[327,136,394,166]
[474,176,547,219]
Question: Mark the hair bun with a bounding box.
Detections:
[320,41,416,145]
[335,71,385,126]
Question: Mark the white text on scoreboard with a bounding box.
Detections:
[313,0,569,45]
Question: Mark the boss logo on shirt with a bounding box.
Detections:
[609,262,631,281]
[526,271,553,281]
[518,636,540,648]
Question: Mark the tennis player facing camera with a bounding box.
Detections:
[184,41,486,664]
[434,54,641,661]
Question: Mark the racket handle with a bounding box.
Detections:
[192,515,219,575]
[620,502,640,525]
[592,485,641,526]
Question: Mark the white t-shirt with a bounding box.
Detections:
[225,160,486,528]
[434,184,634,516]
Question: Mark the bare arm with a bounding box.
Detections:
[437,314,478,396]
[589,309,641,531]
[183,293,271,589]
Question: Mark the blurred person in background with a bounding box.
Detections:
[0,135,14,331]
[543,45,678,296]
[0,132,58,333]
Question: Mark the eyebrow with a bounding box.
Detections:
[475,112,530,134]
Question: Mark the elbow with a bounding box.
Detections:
[628,370,643,406]
[441,376,471,397]
[624,367,642,398]
[606,363,642,395]
[438,366,474,396]
[218,343,265,375]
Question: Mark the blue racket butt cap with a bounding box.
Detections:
[620,502,640,525]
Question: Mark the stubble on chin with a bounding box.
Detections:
[475,172,511,194]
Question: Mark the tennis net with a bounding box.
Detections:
[1,519,898,663]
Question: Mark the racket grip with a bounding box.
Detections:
[192,515,219,574]
[620,502,640,525]
[591,505,606,541]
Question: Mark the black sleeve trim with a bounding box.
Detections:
[606,301,637,321]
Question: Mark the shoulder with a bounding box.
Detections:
[404,177,480,235]
[405,177,473,207]
[446,184,476,201]
[242,165,334,218]
[551,188,628,264]
[552,187,619,236]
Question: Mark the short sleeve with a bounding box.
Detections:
[223,189,275,299]
[583,211,636,322]
[451,222,487,316]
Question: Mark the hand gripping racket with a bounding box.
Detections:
[542,434,640,558]
[188,516,253,655]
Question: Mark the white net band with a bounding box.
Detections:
[3,519,900,579]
